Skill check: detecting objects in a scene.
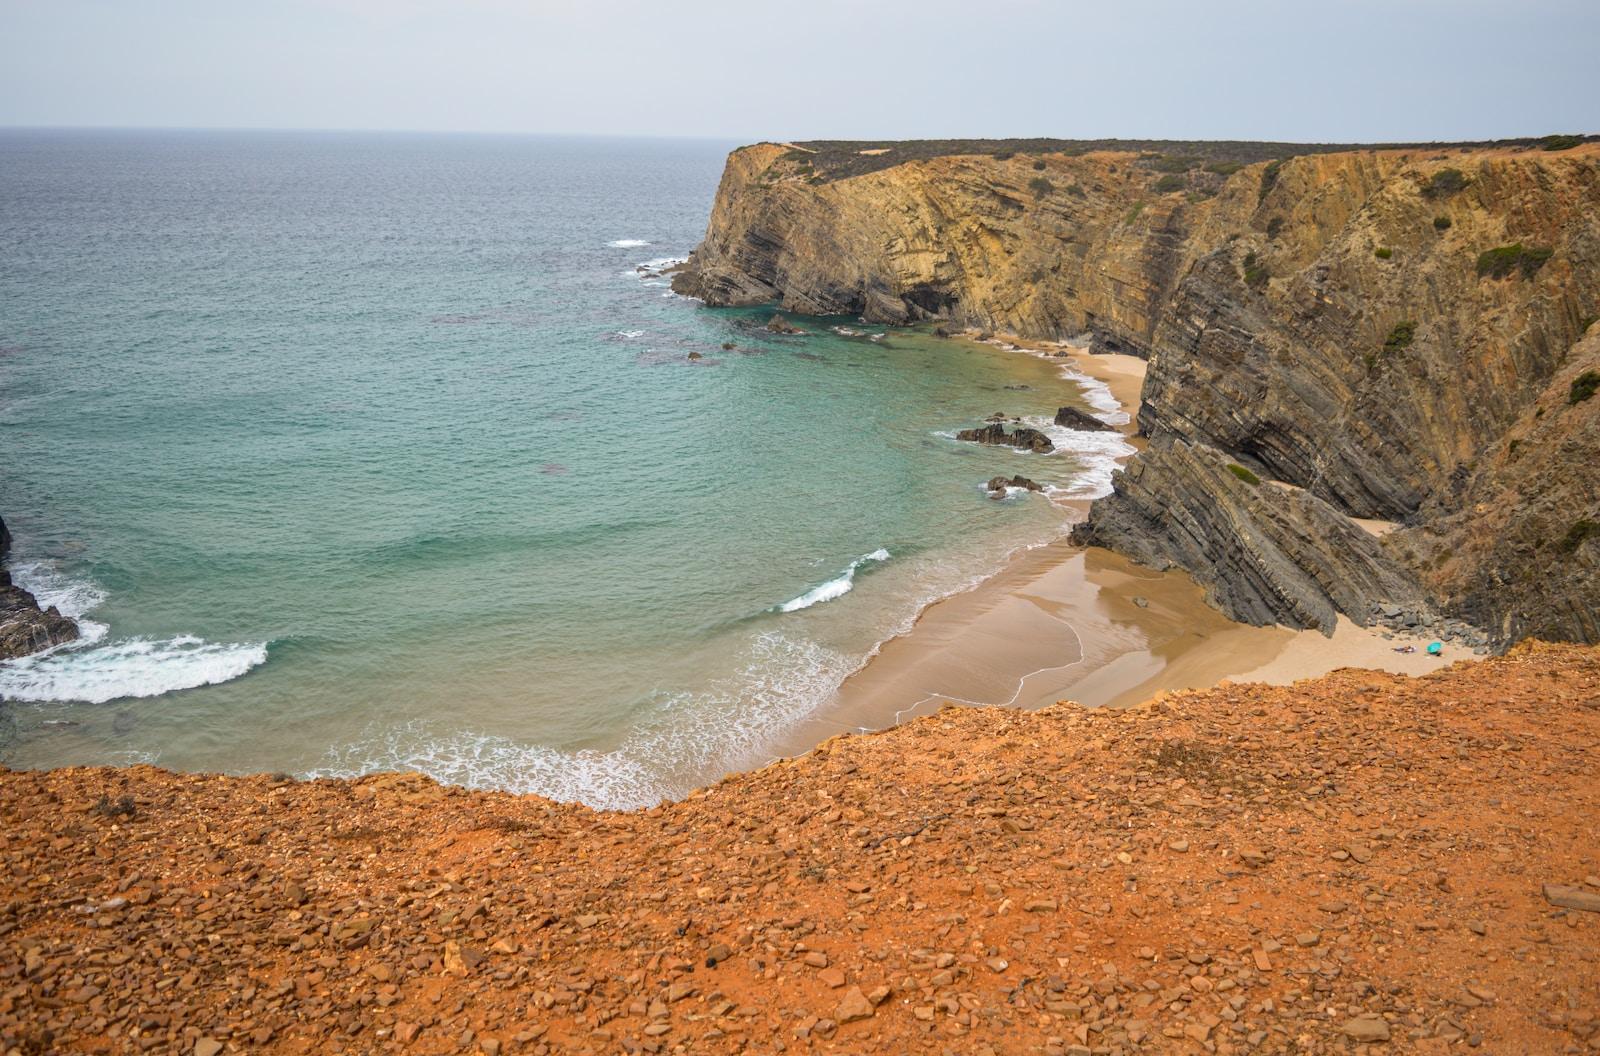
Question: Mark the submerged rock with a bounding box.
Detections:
[765,314,806,335]
[986,475,1042,497]
[956,423,1054,453]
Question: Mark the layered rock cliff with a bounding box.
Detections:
[675,139,1600,642]
[0,515,79,661]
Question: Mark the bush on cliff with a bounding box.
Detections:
[1028,176,1054,197]
[1257,159,1286,203]
[1541,134,1583,151]
[1154,174,1186,193]
[1476,243,1553,279]
[1265,217,1284,239]
[1375,247,1393,259]
[1242,252,1269,289]
[1434,215,1452,231]
[1423,168,1471,198]
[1384,321,1417,352]
[1226,463,1261,486]
[1558,519,1599,553]
[1571,370,1600,405]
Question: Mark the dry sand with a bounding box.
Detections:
[778,340,1472,753]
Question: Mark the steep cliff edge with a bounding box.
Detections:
[0,515,78,661]
[675,140,1600,642]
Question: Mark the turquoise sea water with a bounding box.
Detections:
[0,130,1129,806]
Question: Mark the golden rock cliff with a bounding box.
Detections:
[675,141,1600,643]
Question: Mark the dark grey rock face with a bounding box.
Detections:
[0,515,80,662]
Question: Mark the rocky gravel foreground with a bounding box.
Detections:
[3,643,1597,1055]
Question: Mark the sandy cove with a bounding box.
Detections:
[780,342,1464,754]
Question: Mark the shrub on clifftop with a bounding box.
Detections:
[1423,168,1471,198]
[1226,463,1261,485]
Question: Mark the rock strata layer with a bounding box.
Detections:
[675,140,1600,643]
[2,643,1596,1054]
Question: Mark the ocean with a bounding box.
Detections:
[0,129,1130,807]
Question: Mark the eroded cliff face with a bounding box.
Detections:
[676,142,1600,642]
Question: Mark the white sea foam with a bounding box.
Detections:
[1055,362,1130,425]
[1020,414,1139,499]
[637,255,687,272]
[310,631,855,810]
[778,549,891,613]
[1,559,266,703]
[616,329,645,339]
[0,634,269,705]
[9,561,106,620]
[608,239,651,247]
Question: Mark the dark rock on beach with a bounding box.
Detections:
[0,515,80,662]
[956,423,1054,453]
[1053,405,1114,432]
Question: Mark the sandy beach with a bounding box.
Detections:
[775,340,1470,755]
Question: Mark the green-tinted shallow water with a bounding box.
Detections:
[0,130,1130,806]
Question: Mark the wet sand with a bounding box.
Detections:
[774,341,1469,755]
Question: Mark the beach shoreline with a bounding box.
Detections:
[770,334,1471,759]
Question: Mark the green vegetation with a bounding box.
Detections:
[1226,463,1261,485]
[1265,217,1284,239]
[1580,315,1597,334]
[1032,159,1047,171]
[1363,351,1378,372]
[1242,251,1269,289]
[1205,160,1244,176]
[1027,176,1054,197]
[1066,183,1087,198]
[1258,159,1284,203]
[1476,243,1554,279]
[1558,519,1599,553]
[1149,154,1201,173]
[1375,247,1393,259]
[1541,134,1583,152]
[1570,370,1600,405]
[1422,168,1470,198]
[1124,202,1145,224]
[1433,215,1452,231]
[1154,173,1186,193]
[992,150,1015,161]
[1384,320,1417,352]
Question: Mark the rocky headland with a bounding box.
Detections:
[3,643,1597,1054]
[672,137,1600,645]
[0,515,78,661]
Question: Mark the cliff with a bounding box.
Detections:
[674,139,1600,642]
[0,515,78,661]
[4,643,1597,1054]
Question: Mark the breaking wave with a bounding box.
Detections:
[778,549,891,613]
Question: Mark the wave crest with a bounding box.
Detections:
[778,548,890,613]
[0,634,269,705]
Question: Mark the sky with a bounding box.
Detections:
[1,0,1595,143]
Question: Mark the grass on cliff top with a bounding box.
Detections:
[780,135,1591,182]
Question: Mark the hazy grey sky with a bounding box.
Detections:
[2,0,1595,142]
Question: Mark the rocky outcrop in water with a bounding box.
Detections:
[677,139,1600,643]
[955,422,1053,453]
[0,515,79,661]
[986,474,1042,497]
